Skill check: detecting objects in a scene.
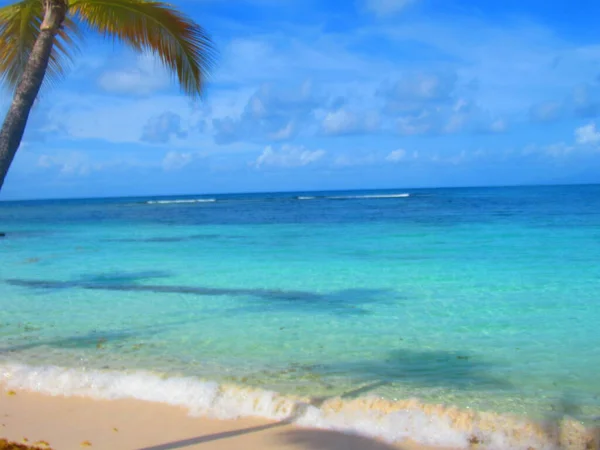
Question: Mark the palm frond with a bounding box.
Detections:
[47,17,83,89]
[0,0,42,88]
[71,0,216,97]
[0,0,81,92]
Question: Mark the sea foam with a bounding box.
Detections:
[0,363,593,450]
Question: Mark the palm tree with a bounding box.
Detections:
[0,0,215,192]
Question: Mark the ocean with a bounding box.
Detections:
[1,184,599,449]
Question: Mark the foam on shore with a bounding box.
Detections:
[0,363,595,450]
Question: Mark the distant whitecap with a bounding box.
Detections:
[146,199,216,205]
[327,193,410,200]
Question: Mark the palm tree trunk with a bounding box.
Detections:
[0,0,67,192]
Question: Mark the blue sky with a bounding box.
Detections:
[2,0,600,199]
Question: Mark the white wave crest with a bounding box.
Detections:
[146,199,216,205]
[0,363,574,450]
[328,194,410,200]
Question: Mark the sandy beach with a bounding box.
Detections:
[0,388,455,450]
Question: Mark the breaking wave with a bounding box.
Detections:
[1,363,594,450]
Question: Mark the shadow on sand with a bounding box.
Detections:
[136,394,405,450]
[137,426,405,450]
[279,429,405,450]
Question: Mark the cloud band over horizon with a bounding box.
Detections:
[1,0,600,199]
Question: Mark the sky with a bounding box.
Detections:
[2,0,600,199]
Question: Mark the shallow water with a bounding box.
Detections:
[1,185,599,448]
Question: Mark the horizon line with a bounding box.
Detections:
[1,181,599,203]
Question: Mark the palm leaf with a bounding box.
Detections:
[0,0,41,88]
[71,0,216,97]
[0,0,81,91]
[47,17,84,89]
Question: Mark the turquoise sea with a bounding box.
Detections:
[1,185,599,449]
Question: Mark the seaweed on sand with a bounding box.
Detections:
[0,439,53,450]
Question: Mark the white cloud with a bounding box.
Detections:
[162,151,197,171]
[35,150,155,177]
[269,121,295,140]
[521,142,577,159]
[37,152,102,176]
[98,54,170,96]
[397,112,433,135]
[364,0,416,17]
[382,72,456,108]
[36,93,193,144]
[321,109,379,135]
[380,74,508,136]
[575,123,600,145]
[141,112,188,144]
[334,149,420,167]
[338,147,490,167]
[16,4,600,180]
[374,17,600,117]
[255,144,325,168]
[386,149,407,162]
[215,34,388,88]
[489,119,507,133]
[322,110,358,135]
[213,82,322,144]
